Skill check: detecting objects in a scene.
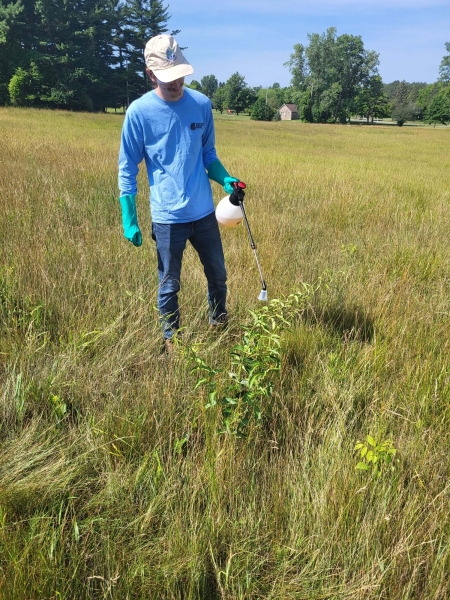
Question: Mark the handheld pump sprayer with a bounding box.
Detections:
[215,182,268,301]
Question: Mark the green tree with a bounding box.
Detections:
[285,27,380,124]
[187,80,202,91]
[0,0,23,45]
[283,43,307,89]
[439,41,450,83]
[384,80,401,100]
[118,0,176,102]
[353,74,390,123]
[0,0,38,104]
[384,80,427,104]
[417,82,440,114]
[0,0,178,110]
[384,80,427,121]
[8,65,37,105]
[407,82,428,104]
[423,84,450,125]
[250,96,275,121]
[109,0,138,109]
[223,72,255,115]
[3,0,118,110]
[278,86,311,121]
[212,84,226,113]
[200,74,218,99]
[391,80,416,126]
[260,83,285,112]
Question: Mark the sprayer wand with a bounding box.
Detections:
[230,182,268,301]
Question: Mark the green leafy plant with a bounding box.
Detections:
[354,435,397,478]
[185,288,312,436]
[49,394,67,423]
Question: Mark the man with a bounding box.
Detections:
[118,34,241,348]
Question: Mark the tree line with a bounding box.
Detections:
[1,3,449,125]
[1,0,178,111]
[192,29,449,126]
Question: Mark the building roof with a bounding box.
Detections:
[280,103,298,111]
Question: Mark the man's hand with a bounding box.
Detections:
[119,194,142,247]
[223,176,239,195]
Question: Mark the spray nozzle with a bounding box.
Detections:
[229,181,246,206]
[258,289,268,301]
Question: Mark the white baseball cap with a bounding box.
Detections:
[144,35,194,83]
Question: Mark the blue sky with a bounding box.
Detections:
[164,0,450,88]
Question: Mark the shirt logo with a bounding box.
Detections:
[190,122,204,130]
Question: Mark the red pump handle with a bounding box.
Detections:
[229,181,246,206]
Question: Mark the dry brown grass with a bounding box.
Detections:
[0,107,449,599]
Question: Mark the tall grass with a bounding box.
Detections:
[0,107,449,599]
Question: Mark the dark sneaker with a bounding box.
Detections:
[209,314,229,330]
[158,338,176,358]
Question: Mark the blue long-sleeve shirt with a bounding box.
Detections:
[118,87,218,224]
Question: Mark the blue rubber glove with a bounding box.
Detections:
[207,159,240,194]
[119,194,142,247]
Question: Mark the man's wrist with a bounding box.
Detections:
[207,159,229,186]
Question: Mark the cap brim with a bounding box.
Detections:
[152,63,194,83]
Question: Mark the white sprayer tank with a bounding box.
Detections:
[215,195,243,228]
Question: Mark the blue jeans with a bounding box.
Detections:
[151,212,227,339]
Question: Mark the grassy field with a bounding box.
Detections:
[0,107,449,599]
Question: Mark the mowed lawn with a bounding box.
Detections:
[0,107,449,599]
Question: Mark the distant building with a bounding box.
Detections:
[278,103,299,120]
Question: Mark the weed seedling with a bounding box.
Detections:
[354,435,397,478]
